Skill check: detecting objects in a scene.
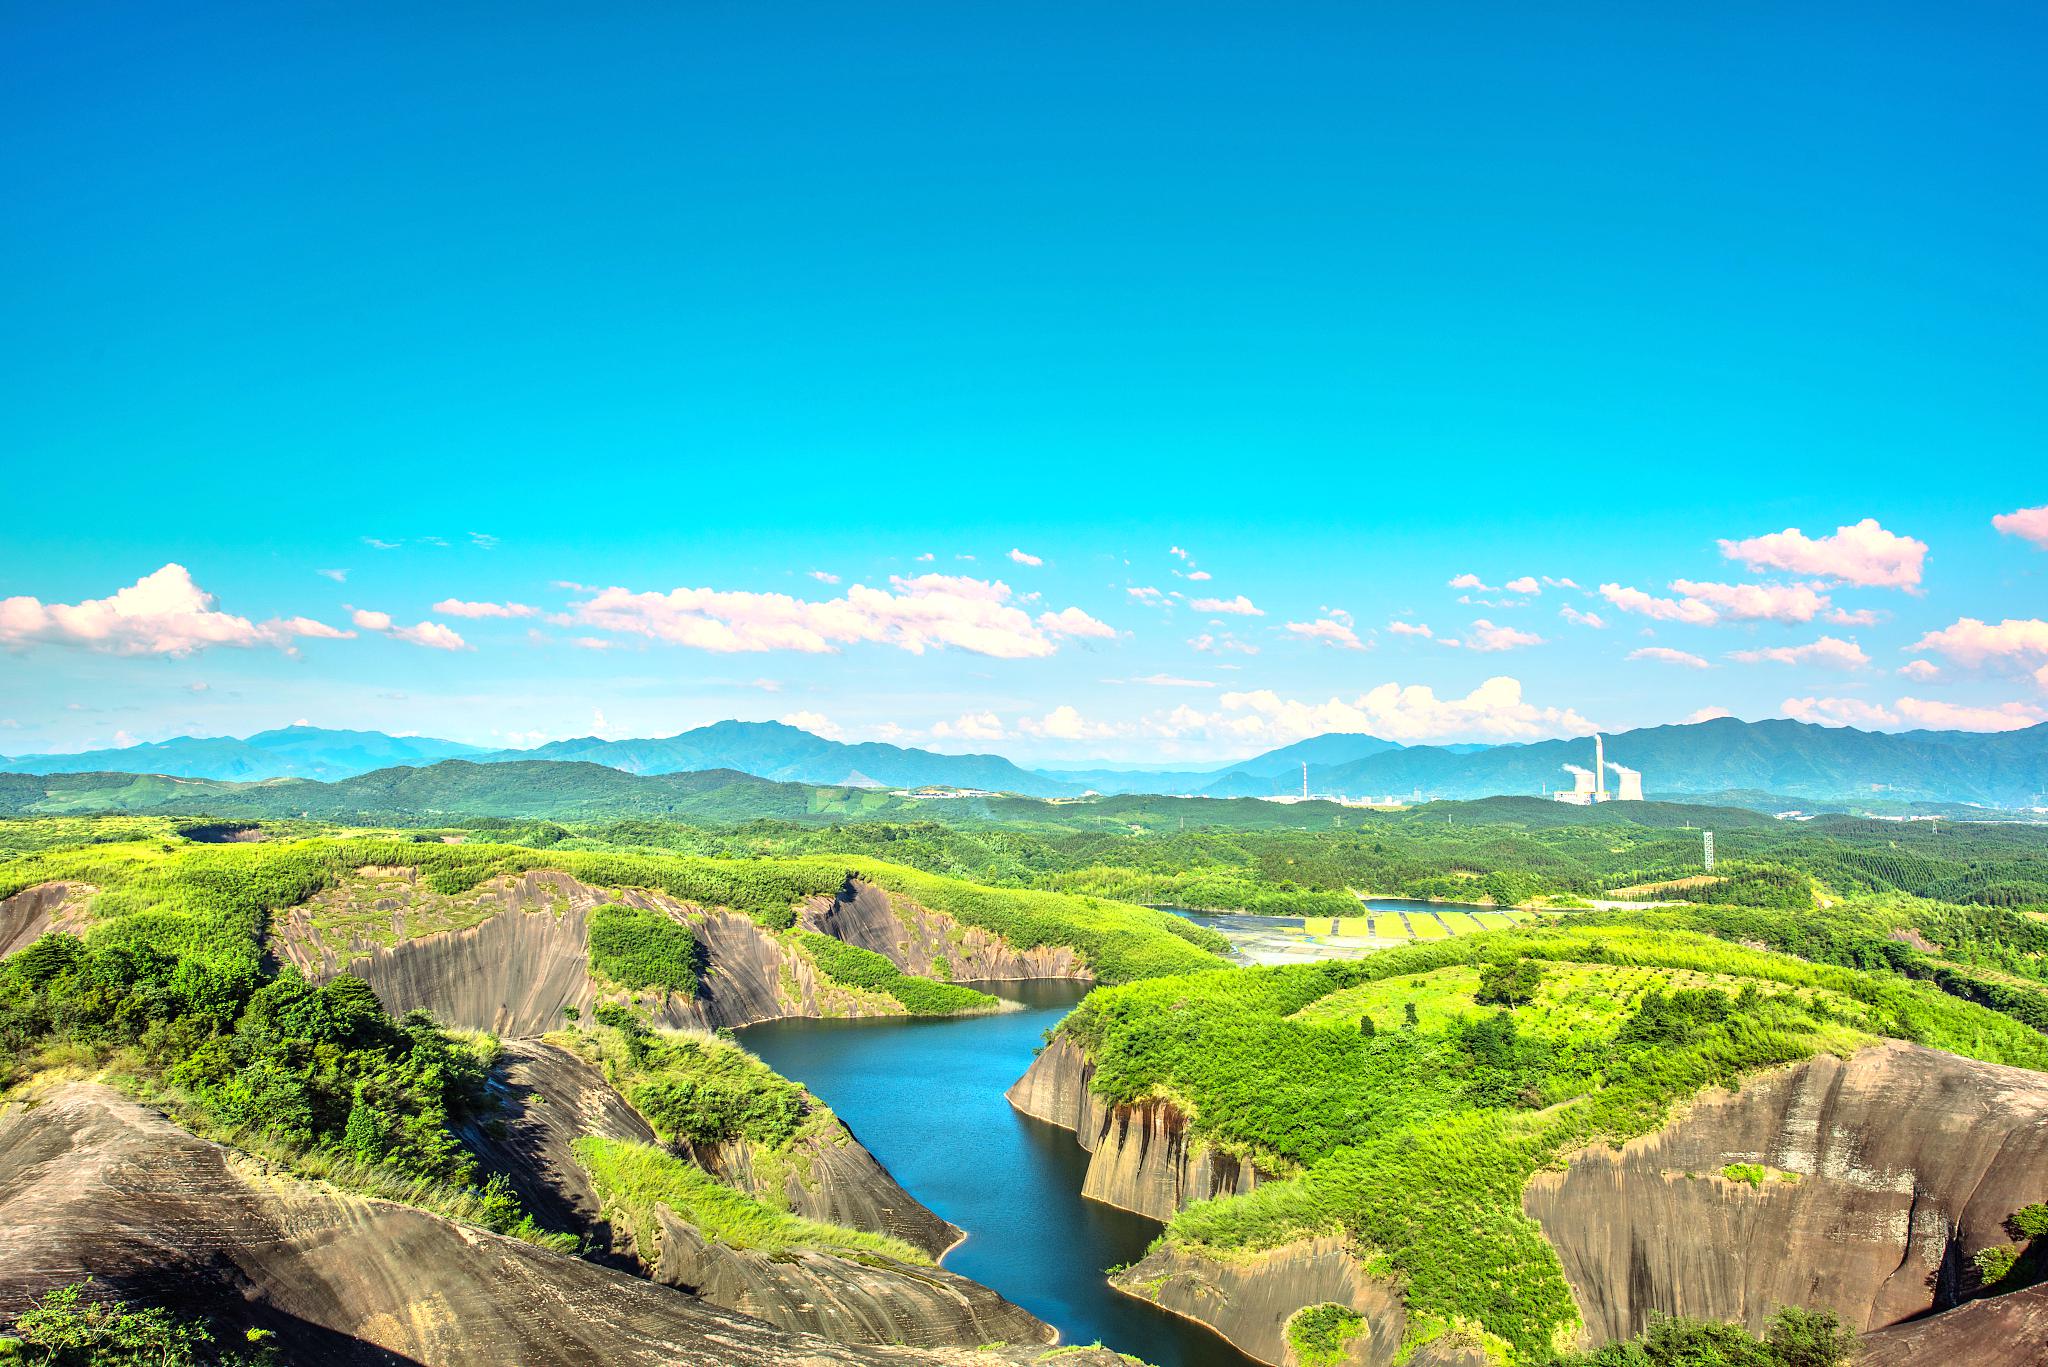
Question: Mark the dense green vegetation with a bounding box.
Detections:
[0,1283,278,1366]
[1070,921,2046,1363]
[586,902,703,998]
[1548,1308,1855,1367]
[1286,1303,1365,1367]
[792,932,1000,1014]
[574,1006,807,1149]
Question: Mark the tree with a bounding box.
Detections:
[1475,958,1543,1008]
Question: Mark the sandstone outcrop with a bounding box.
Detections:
[1856,1282,2048,1366]
[0,1083,1125,1367]
[1524,1041,2048,1344]
[1111,1236,1487,1367]
[0,880,92,957]
[272,869,888,1035]
[696,1121,962,1260]
[1006,1034,1263,1221]
[802,877,1091,982]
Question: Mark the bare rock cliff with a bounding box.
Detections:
[1524,1041,2048,1344]
[802,878,1091,982]
[0,1083,1122,1367]
[0,880,92,957]
[1005,1034,1263,1221]
[697,1123,962,1260]
[272,869,885,1035]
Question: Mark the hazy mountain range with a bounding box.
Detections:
[6,716,2047,809]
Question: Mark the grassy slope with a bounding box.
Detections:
[1067,920,2048,1363]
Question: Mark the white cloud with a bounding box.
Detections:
[1127,586,1167,606]
[1727,636,1870,670]
[778,710,843,740]
[1543,576,1581,590]
[1286,618,1366,650]
[574,574,1101,658]
[914,552,935,563]
[931,711,1007,740]
[1036,606,1117,640]
[1994,505,2048,549]
[571,637,613,650]
[1008,548,1043,567]
[1895,696,2047,732]
[1465,619,1544,653]
[432,599,537,619]
[1447,573,1494,591]
[1784,696,1899,728]
[361,537,400,550]
[1897,659,1941,682]
[1685,707,1733,723]
[1019,704,1121,742]
[1558,606,1606,629]
[1205,677,1595,746]
[1827,607,1882,627]
[1629,647,1711,669]
[808,570,840,585]
[1108,674,1215,688]
[0,564,353,657]
[1718,518,1927,589]
[1388,621,1434,638]
[1503,576,1540,596]
[351,607,469,651]
[1170,546,1192,561]
[1189,594,1262,617]
[1186,570,1212,581]
[1188,632,1259,655]
[1599,580,1828,626]
[1910,618,2048,674]
[470,532,500,550]
[316,568,348,583]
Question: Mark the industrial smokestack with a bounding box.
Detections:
[1594,734,1606,800]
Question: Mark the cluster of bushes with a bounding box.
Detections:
[793,931,1000,1015]
[1547,1308,1855,1366]
[581,1005,806,1148]
[586,902,703,998]
[0,1282,279,1366]
[1285,1303,1364,1367]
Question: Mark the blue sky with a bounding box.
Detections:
[3,2,2044,762]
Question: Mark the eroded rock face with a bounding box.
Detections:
[697,1123,962,1261]
[272,869,883,1035]
[0,880,92,957]
[1524,1042,2048,1344]
[1856,1282,2048,1366]
[0,1083,1119,1367]
[1006,1035,1262,1221]
[802,879,1091,983]
[647,1209,1054,1349]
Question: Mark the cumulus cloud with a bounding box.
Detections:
[1503,576,1540,596]
[1019,704,1121,742]
[1994,505,2048,549]
[1205,677,1595,746]
[573,574,1104,658]
[350,608,469,651]
[1108,674,1215,688]
[1036,606,1117,640]
[931,711,1007,740]
[1784,696,1899,727]
[1465,619,1544,653]
[1008,548,1043,567]
[1447,573,1493,591]
[1599,580,1828,626]
[1388,621,1434,638]
[1895,696,2048,732]
[1827,608,1881,627]
[1685,707,1733,723]
[1189,595,1262,617]
[1286,618,1366,650]
[778,710,843,740]
[0,564,354,657]
[1558,606,1606,629]
[1718,518,1927,589]
[1629,647,1711,669]
[1727,636,1870,670]
[808,570,840,584]
[1186,570,1212,581]
[1188,632,1259,655]
[1127,586,1167,606]
[432,599,537,619]
[1910,618,2048,673]
[1897,659,1941,682]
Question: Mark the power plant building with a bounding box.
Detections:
[1554,734,1644,804]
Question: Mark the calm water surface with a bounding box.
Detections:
[742,980,1261,1367]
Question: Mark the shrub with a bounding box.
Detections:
[1476,958,1543,1007]
[1974,1244,2019,1285]
[794,932,999,1015]
[1286,1303,1364,1367]
[586,903,702,998]
[2010,1203,2048,1240]
[1723,1163,1766,1187]
[0,1281,277,1366]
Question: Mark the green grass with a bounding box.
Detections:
[793,931,1001,1015]
[1286,1303,1365,1367]
[573,1135,930,1264]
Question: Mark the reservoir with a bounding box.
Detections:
[742,979,1263,1367]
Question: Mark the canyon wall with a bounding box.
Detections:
[802,877,1091,982]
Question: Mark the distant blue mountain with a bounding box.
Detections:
[0,725,484,782]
